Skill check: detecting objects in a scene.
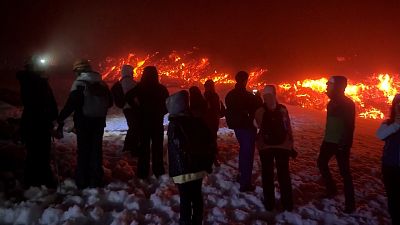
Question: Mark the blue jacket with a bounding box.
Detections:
[376,121,400,167]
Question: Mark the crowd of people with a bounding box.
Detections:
[12,56,400,225]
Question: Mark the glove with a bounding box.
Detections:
[289,148,298,159]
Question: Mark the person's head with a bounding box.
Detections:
[141,66,159,85]
[121,64,134,79]
[189,86,202,97]
[166,90,189,115]
[326,76,347,99]
[388,94,400,124]
[204,79,215,93]
[73,59,92,75]
[189,86,204,104]
[235,71,249,87]
[262,85,277,110]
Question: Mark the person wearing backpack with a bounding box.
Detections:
[254,85,296,212]
[376,94,400,225]
[225,71,262,192]
[166,90,216,225]
[17,56,58,189]
[317,76,356,213]
[125,66,169,179]
[111,65,139,155]
[56,59,113,189]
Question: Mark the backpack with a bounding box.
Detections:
[260,104,288,145]
[173,118,216,173]
[82,81,109,117]
[111,81,125,108]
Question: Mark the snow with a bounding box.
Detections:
[0,104,392,224]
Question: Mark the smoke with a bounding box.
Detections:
[1,1,400,79]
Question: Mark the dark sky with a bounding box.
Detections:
[1,0,400,80]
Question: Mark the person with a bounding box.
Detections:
[125,66,169,179]
[203,79,225,140]
[166,90,216,225]
[376,94,400,225]
[17,56,58,189]
[254,85,296,212]
[317,75,356,213]
[111,65,140,155]
[56,59,113,189]
[225,71,262,192]
[189,86,207,118]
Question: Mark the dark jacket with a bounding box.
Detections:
[323,95,355,148]
[376,122,400,167]
[125,82,169,125]
[204,91,222,134]
[16,70,58,139]
[167,115,216,179]
[225,84,262,129]
[58,72,113,128]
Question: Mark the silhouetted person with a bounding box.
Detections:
[17,56,58,189]
[56,59,113,189]
[376,94,400,225]
[111,65,140,155]
[126,66,169,179]
[189,86,207,118]
[317,75,355,213]
[254,85,296,212]
[203,80,225,140]
[225,71,262,192]
[167,90,216,225]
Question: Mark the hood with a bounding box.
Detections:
[166,90,189,115]
[76,72,102,83]
[70,72,102,91]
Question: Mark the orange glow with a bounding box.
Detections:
[99,51,397,120]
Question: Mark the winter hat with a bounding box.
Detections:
[166,90,189,115]
[121,65,134,78]
[263,85,276,95]
[235,71,249,83]
[73,59,91,72]
[328,76,347,90]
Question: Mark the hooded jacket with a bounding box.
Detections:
[58,72,113,128]
[167,91,216,184]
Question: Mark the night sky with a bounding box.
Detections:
[1,0,400,80]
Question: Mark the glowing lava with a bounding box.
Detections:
[99,50,398,119]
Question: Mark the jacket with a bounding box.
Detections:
[225,84,262,129]
[58,72,113,128]
[376,121,400,167]
[125,82,169,125]
[167,114,216,183]
[16,70,58,138]
[324,95,355,148]
[254,104,294,151]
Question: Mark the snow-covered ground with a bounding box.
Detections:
[0,104,391,225]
